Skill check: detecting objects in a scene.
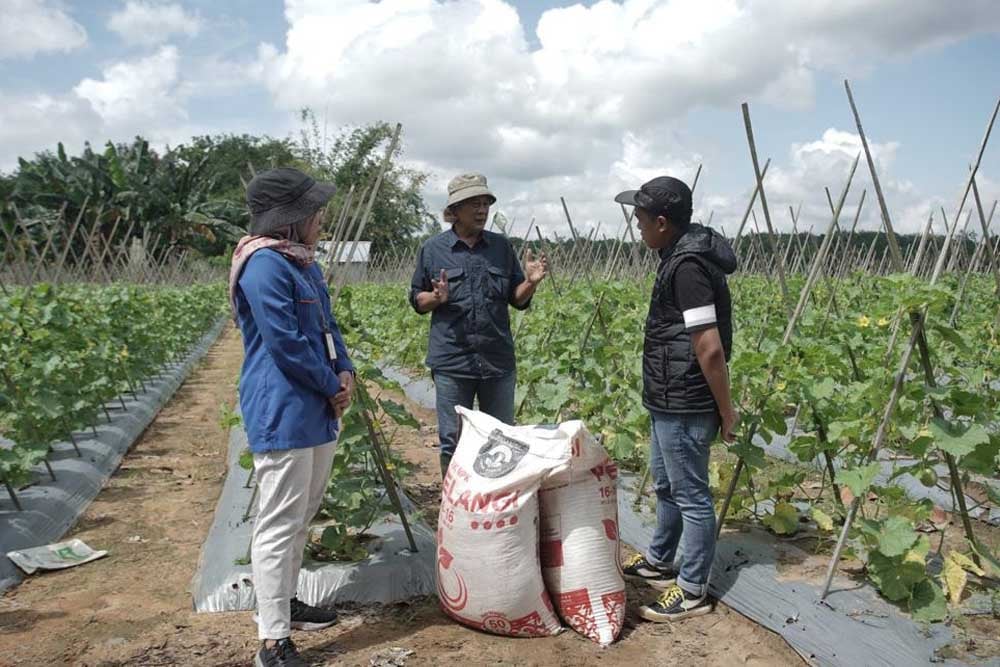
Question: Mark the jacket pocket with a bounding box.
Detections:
[295,298,320,331]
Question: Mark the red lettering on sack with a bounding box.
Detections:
[441,469,458,507]
[494,489,519,512]
[589,460,620,482]
[452,489,521,513]
[452,462,470,482]
[470,492,492,512]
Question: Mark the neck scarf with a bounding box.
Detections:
[228,235,315,321]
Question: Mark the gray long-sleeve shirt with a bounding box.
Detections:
[409,228,530,378]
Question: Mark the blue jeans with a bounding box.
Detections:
[433,372,516,457]
[646,409,720,597]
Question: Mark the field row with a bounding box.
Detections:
[338,273,1000,620]
[0,284,226,492]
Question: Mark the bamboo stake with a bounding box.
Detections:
[690,163,703,196]
[716,154,860,539]
[742,104,791,312]
[733,159,771,245]
[845,80,905,269]
[560,197,595,290]
[534,227,561,296]
[971,174,1000,295]
[332,123,402,302]
[950,200,996,326]
[821,95,1000,599]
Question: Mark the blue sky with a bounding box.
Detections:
[2,0,999,236]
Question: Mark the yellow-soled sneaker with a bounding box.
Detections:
[622,553,678,591]
[638,584,712,622]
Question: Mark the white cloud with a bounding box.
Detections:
[0,45,199,172]
[248,0,1000,238]
[0,85,207,173]
[0,0,87,59]
[4,0,998,239]
[108,1,202,46]
[0,91,100,169]
[0,45,196,170]
[698,127,959,241]
[73,45,185,126]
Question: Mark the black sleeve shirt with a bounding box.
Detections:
[672,259,717,333]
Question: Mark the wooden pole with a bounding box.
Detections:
[742,103,791,312]
[821,94,999,599]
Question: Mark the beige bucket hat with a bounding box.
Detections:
[446,173,496,208]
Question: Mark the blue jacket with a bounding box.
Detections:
[235,249,353,453]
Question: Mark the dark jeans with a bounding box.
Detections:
[433,372,516,458]
[645,409,720,597]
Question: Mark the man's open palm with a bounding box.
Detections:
[524,249,548,284]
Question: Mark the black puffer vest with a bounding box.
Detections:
[643,224,736,413]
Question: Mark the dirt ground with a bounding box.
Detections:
[0,326,803,666]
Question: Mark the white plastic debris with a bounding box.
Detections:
[6,538,108,575]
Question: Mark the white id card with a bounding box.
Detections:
[324,332,337,361]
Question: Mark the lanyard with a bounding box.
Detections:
[309,271,338,363]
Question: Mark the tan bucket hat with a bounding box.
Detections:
[446,173,496,208]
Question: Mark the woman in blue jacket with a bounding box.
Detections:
[229,168,354,667]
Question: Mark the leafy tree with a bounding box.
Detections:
[173,134,298,203]
[2,121,435,259]
[297,110,435,254]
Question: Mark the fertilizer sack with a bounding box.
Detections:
[436,406,571,637]
[539,427,625,646]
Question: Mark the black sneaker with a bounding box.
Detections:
[253,598,339,632]
[290,597,338,631]
[639,584,712,622]
[622,553,678,591]
[255,637,307,667]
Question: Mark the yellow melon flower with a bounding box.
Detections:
[857,315,871,328]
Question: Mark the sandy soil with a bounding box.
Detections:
[0,327,803,666]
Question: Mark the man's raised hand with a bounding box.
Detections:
[524,249,549,285]
[431,269,449,306]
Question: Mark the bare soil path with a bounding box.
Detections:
[0,328,802,666]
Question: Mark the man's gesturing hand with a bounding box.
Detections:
[524,249,548,285]
[431,269,449,306]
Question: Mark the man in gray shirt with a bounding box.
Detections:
[409,173,548,477]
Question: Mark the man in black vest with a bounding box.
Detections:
[614,176,738,622]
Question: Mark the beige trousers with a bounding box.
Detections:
[251,440,337,639]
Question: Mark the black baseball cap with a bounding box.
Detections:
[246,167,336,236]
[614,176,693,225]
